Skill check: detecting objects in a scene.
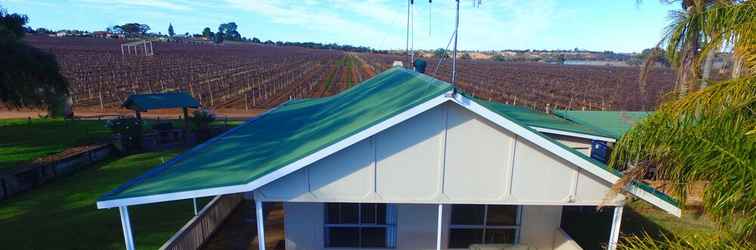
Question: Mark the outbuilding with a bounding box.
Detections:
[99,68,679,250]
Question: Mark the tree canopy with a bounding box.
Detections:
[217,22,241,41]
[433,48,449,58]
[0,6,68,113]
[168,23,174,37]
[201,27,212,38]
[112,23,150,37]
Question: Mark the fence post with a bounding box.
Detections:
[1,178,6,200]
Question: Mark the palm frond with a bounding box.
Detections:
[610,76,756,239]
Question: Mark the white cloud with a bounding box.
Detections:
[225,0,404,48]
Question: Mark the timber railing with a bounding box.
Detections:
[159,194,244,250]
[0,144,114,201]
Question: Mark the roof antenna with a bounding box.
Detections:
[451,0,460,86]
[428,0,432,37]
[406,0,415,67]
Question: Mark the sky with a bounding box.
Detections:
[0,0,679,53]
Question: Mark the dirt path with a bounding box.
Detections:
[201,202,285,250]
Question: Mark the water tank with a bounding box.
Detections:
[414,59,427,73]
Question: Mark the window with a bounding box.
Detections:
[448,205,520,249]
[324,203,397,248]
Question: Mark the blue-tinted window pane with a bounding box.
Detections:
[449,228,484,248]
[340,203,359,224]
[451,204,485,225]
[327,227,359,247]
[361,227,387,248]
[486,205,518,226]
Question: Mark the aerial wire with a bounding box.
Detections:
[428,0,432,37]
[433,30,456,75]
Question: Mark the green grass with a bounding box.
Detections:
[0,118,245,170]
[0,118,111,169]
[561,200,717,250]
[0,150,210,250]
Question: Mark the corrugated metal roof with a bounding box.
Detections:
[122,92,200,111]
[99,68,677,212]
[476,99,615,139]
[100,68,453,201]
[554,110,651,139]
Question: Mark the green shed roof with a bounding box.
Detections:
[553,110,651,139]
[476,99,615,139]
[122,92,200,111]
[100,68,452,202]
[98,68,678,215]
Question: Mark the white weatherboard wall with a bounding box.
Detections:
[255,102,624,205]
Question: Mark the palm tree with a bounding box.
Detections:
[612,1,755,248]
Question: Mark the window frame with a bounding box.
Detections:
[323,203,397,249]
[448,205,522,248]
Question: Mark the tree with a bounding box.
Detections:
[433,48,449,58]
[492,54,508,62]
[213,32,224,44]
[0,7,69,115]
[217,22,241,41]
[201,27,213,38]
[251,37,261,43]
[613,1,755,248]
[34,27,51,34]
[112,23,150,37]
[168,23,174,37]
[0,7,27,41]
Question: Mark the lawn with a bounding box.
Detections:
[0,150,211,250]
[0,118,111,169]
[561,199,717,250]
[0,117,246,170]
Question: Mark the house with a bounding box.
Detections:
[92,31,113,39]
[97,68,679,250]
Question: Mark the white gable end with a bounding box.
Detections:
[255,101,624,205]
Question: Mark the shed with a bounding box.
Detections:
[101,69,679,250]
[121,92,200,134]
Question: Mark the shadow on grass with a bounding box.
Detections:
[0,149,213,250]
[561,204,674,250]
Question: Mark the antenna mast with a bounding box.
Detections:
[406,0,415,67]
[451,0,460,85]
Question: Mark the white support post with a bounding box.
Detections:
[608,205,624,250]
[436,204,443,250]
[118,206,136,250]
[192,198,198,215]
[255,200,266,250]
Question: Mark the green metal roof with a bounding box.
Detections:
[476,99,615,139]
[100,68,452,201]
[553,110,651,139]
[122,92,200,111]
[99,68,677,211]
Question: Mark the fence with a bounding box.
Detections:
[159,194,244,250]
[0,144,114,201]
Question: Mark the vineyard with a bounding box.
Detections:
[25,35,371,112]
[24,36,675,112]
[359,53,676,111]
